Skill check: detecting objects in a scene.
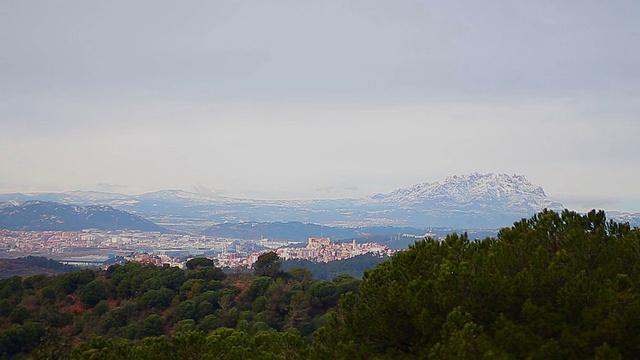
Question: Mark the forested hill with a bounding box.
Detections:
[0,254,360,359]
[0,256,78,278]
[2,209,640,359]
[323,210,640,359]
[282,253,390,280]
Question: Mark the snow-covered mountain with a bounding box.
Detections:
[0,173,575,229]
[372,173,563,213]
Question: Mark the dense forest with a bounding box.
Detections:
[2,210,640,359]
[281,253,390,280]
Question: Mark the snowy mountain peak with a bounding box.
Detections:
[374,173,562,213]
[439,173,547,198]
[0,173,571,228]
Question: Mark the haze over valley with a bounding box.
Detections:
[5,172,631,234]
[1,2,640,358]
[1,1,639,215]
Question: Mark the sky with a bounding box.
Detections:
[1,0,639,212]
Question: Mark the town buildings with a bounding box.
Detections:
[0,230,395,270]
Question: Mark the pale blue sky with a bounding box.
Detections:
[1,0,639,211]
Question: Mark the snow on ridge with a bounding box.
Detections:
[372,173,561,212]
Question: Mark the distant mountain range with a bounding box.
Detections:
[0,173,637,231]
[0,201,168,232]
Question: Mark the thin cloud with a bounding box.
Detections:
[192,185,227,198]
[97,183,128,192]
[315,183,361,194]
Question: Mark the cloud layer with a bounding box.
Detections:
[1,1,638,211]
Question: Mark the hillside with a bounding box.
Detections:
[2,210,640,359]
[0,256,79,278]
[281,253,390,280]
[0,201,168,232]
[0,254,359,358]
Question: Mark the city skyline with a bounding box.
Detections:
[1,1,639,212]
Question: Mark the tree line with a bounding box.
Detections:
[0,249,358,359]
[2,209,640,359]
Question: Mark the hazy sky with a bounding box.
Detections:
[1,0,639,211]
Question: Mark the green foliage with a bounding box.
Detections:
[30,328,73,360]
[70,336,134,360]
[177,299,197,320]
[248,276,275,301]
[93,299,110,316]
[141,314,165,338]
[0,248,357,357]
[0,321,46,358]
[57,269,95,294]
[319,209,640,358]
[185,257,214,270]
[188,265,226,281]
[172,330,207,359]
[253,251,282,278]
[0,256,79,279]
[332,273,360,295]
[282,253,390,280]
[199,314,221,332]
[8,209,637,359]
[108,262,186,300]
[308,280,338,308]
[21,255,79,271]
[68,328,311,359]
[285,267,314,292]
[174,319,196,333]
[9,304,30,324]
[79,279,107,308]
[0,298,12,316]
[137,287,174,310]
[0,276,23,300]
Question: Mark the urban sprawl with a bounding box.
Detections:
[0,229,396,269]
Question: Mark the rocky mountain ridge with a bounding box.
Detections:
[1,173,634,230]
[371,173,561,208]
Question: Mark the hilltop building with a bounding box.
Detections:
[308,237,331,248]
